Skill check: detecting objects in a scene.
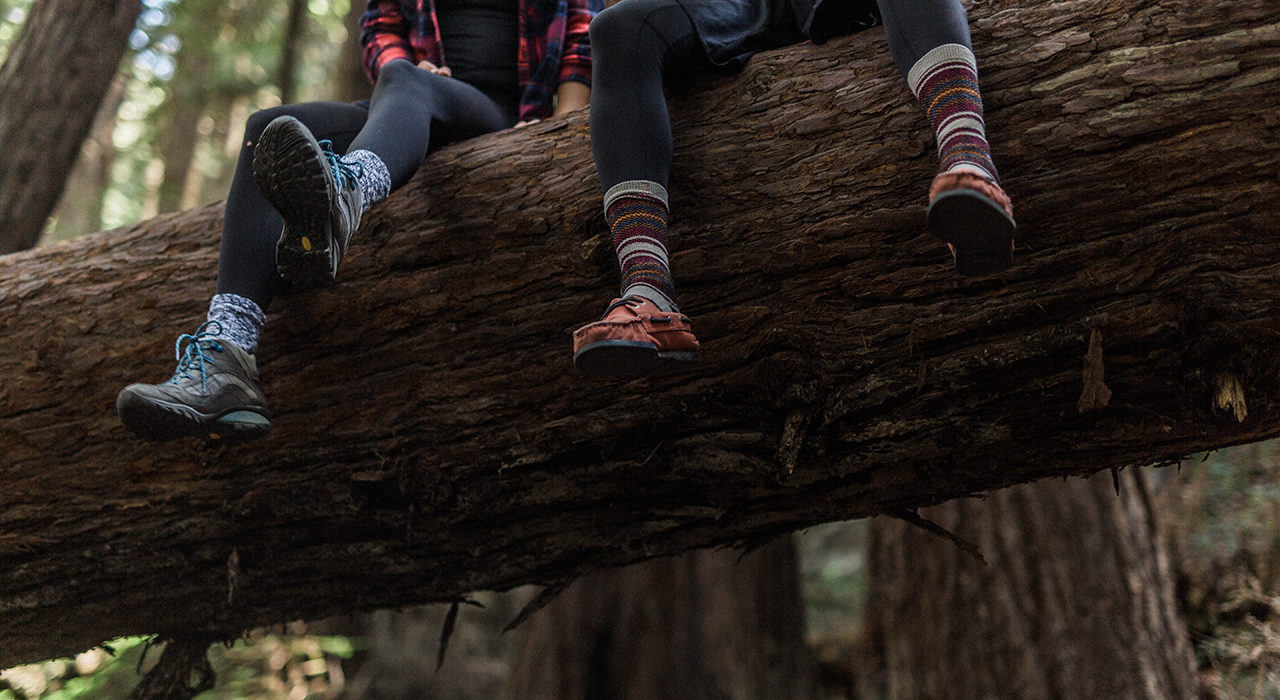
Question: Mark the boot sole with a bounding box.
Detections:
[253,116,338,289]
[927,189,1016,276]
[573,340,701,379]
[117,389,272,443]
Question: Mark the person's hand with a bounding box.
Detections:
[514,119,541,128]
[417,60,451,77]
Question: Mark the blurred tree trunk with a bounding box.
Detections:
[315,590,533,700]
[155,51,209,214]
[862,470,1197,700]
[278,0,308,105]
[0,0,140,253]
[502,538,818,700]
[336,0,372,102]
[44,73,127,243]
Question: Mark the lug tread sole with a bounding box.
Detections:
[117,390,271,443]
[253,118,337,289]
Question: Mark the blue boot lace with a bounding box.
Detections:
[317,140,364,190]
[170,321,226,392]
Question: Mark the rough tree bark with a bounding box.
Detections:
[0,0,141,253]
[1,0,1277,669]
[501,538,817,700]
[861,469,1197,699]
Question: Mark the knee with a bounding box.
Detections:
[590,2,646,60]
[243,106,295,147]
[375,57,424,88]
[370,57,442,105]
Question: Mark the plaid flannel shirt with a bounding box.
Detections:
[361,0,598,122]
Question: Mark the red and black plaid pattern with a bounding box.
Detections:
[360,0,597,122]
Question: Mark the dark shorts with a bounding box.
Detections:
[678,0,882,66]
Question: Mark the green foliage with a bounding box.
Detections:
[200,627,357,699]
[34,0,362,241]
[0,0,34,63]
[0,637,148,700]
[797,520,868,640]
[1158,441,1280,699]
[0,630,358,700]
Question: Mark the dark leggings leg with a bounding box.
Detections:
[875,0,972,77]
[589,0,707,193]
[216,101,368,309]
[217,62,510,309]
[349,58,512,190]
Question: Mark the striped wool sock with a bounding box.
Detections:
[907,44,999,182]
[605,180,678,313]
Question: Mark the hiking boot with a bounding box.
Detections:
[927,170,1016,276]
[117,322,271,442]
[572,297,701,379]
[253,115,364,288]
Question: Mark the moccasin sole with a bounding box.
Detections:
[573,339,701,379]
[927,188,1016,276]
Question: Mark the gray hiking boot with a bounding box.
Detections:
[253,115,364,288]
[117,322,271,442]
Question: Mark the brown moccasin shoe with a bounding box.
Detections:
[572,297,701,379]
[927,170,1016,276]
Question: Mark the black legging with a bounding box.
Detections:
[589,0,974,193]
[216,59,513,308]
[589,0,705,192]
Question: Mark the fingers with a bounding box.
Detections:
[416,60,451,77]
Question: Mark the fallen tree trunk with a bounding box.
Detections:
[1,0,1277,668]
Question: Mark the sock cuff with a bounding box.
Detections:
[622,283,678,313]
[907,43,978,97]
[604,180,668,213]
[207,293,265,354]
[345,149,391,213]
[209,293,264,326]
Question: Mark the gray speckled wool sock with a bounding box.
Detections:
[206,293,266,354]
[344,149,391,214]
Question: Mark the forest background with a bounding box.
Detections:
[1,0,1280,698]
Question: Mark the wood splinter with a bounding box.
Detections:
[1077,328,1113,413]
[1213,372,1248,422]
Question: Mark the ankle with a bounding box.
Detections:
[343,149,391,213]
[622,286,678,313]
[207,293,265,354]
[605,187,678,314]
[943,164,995,181]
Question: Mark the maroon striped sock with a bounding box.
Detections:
[605,181,678,312]
[908,44,999,182]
